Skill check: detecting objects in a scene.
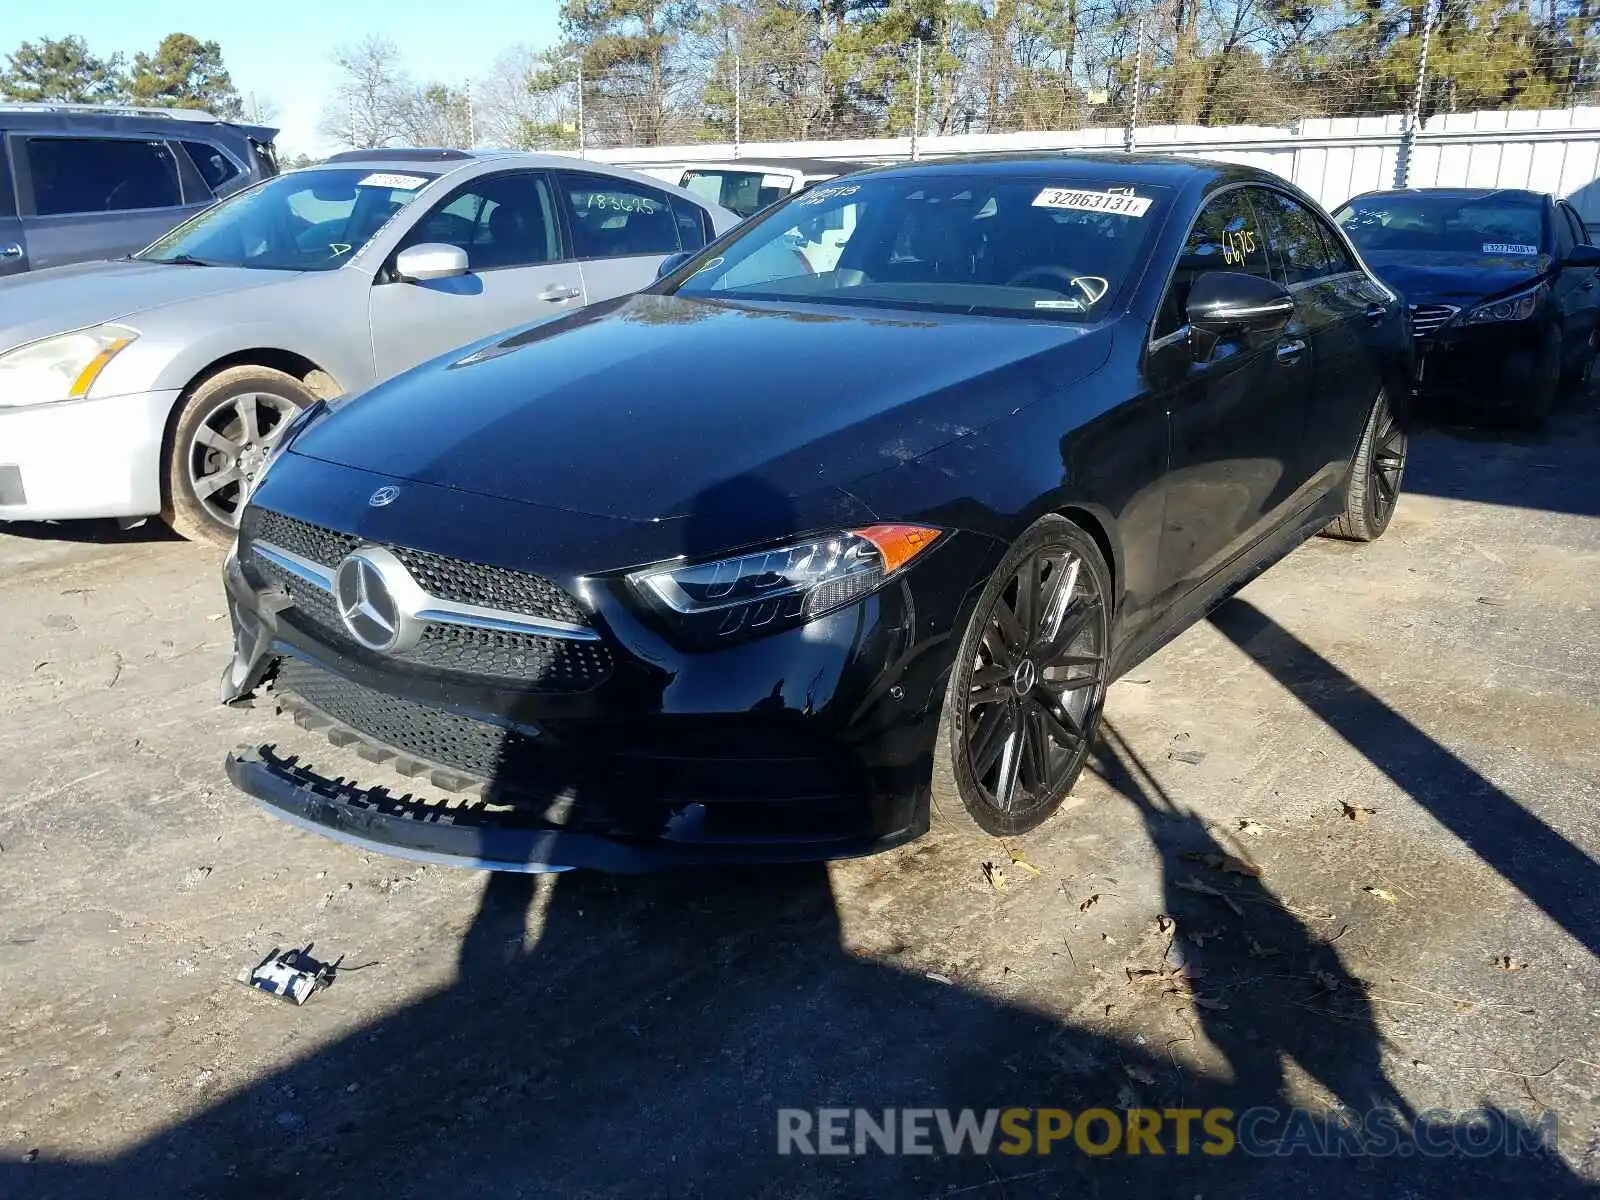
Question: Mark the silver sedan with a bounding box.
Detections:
[0,149,738,542]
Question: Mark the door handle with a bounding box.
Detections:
[1364,302,1386,323]
[0,244,22,259]
[539,285,581,302]
[1582,277,1595,291]
[1275,337,1307,365]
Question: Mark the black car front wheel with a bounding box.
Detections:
[933,515,1112,839]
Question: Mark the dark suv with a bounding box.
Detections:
[0,103,278,276]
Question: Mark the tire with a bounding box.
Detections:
[1506,326,1560,429]
[1561,326,1598,395]
[931,515,1112,839]
[163,365,314,544]
[1324,389,1406,543]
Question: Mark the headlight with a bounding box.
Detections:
[1464,285,1545,325]
[0,325,139,408]
[630,524,942,643]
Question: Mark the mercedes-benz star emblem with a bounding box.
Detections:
[368,485,401,507]
[334,550,405,652]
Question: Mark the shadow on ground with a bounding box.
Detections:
[0,517,180,545]
[1403,387,1600,516]
[12,670,1585,1196]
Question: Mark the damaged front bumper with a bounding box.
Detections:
[218,534,940,873]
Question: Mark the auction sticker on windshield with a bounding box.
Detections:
[1033,187,1152,217]
[1482,242,1539,256]
[358,173,431,191]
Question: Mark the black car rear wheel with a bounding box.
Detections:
[1324,389,1406,542]
[933,516,1111,838]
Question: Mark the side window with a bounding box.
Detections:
[557,172,681,259]
[669,196,708,252]
[1554,202,1577,258]
[1254,189,1334,286]
[180,141,242,193]
[401,173,558,270]
[1320,221,1358,274]
[1155,190,1270,338]
[25,137,182,216]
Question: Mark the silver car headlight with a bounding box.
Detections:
[1463,284,1545,326]
[0,325,139,409]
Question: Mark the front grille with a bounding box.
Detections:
[393,546,586,625]
[407,623,614,684]
[275,657,536,785]
[242,507,358,566]
[239,507,611,691]
[1409,303,1458,337]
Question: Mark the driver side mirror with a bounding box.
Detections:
[394,242,469,282]
[1566,243,1600,268]
[656,251,692,280]
[1186,270,1295,336]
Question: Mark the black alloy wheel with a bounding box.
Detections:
[1369,404,1407,528]
[1325,390,1406,543]
[938,517,1111,837]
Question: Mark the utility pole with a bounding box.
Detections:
[733,50,742,159]
[1125,14,1146,154]
[911,40,924,161]
[1396,0,1436,188]
[576,61,586,159]
[465,79,475,148]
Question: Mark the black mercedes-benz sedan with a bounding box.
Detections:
[1333,186,1600,425]
[220,153,1413,872]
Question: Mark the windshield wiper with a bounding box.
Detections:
[146,253,218,267]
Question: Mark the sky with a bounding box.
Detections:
[3,0,563,156]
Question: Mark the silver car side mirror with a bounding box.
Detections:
[394,243,470,282]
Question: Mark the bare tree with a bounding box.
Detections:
[319,36,414,148]
[474,45,570,148]
[403,83,474,147]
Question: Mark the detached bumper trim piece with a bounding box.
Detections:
[226,746,915,873]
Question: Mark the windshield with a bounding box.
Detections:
[137,168,438,270]
[1334,191,1546,257]
[668,173,1168,321]
[681,168,794,218]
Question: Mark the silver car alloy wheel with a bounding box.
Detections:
[186,390,300,528]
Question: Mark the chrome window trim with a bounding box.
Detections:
[252,539,600,642]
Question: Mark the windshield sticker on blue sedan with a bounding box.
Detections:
[1033,187,1152,217]
[358,173,431,191]
[1483,242,1539,256]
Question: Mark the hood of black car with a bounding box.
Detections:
[1360,249,1549,305]
[291,293,1111,521]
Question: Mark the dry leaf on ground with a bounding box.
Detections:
[1006,848,1042,876]
[1237,819,1266,837]
[1490,955,1529,971]
[1363,885,1398,904]
[1079,893,1101,913]
[1341,803,1376,824]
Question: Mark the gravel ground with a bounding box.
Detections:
[1,402,1597,1198]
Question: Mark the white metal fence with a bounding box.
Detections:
[579,107,1600,223]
